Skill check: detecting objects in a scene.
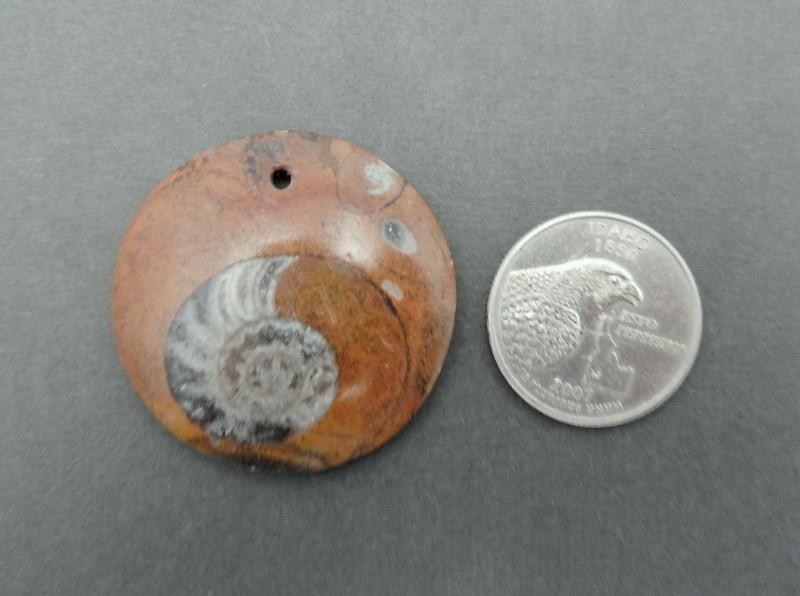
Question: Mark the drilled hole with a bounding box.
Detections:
[271,167,292,190]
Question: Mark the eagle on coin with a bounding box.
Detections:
[499,258,643,370]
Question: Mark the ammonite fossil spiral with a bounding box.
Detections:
[111,131,456,471]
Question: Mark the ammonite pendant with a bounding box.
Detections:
[111,131,456,471]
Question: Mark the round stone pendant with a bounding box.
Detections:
[112,131,456,471]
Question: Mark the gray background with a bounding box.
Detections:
[2,1,798,594]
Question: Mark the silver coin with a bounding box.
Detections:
[487,211,702,427]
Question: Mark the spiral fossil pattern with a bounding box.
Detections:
[164,256,339,444]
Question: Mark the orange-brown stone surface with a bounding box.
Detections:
[111,131,456,471]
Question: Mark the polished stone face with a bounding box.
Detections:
[112,131,456,471]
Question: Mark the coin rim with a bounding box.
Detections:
[487,211,703,428]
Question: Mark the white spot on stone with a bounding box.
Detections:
[339,382,368,401]
[381,279,404,301]
[364,160,399,196]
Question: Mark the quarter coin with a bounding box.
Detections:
[487,212,702,427]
